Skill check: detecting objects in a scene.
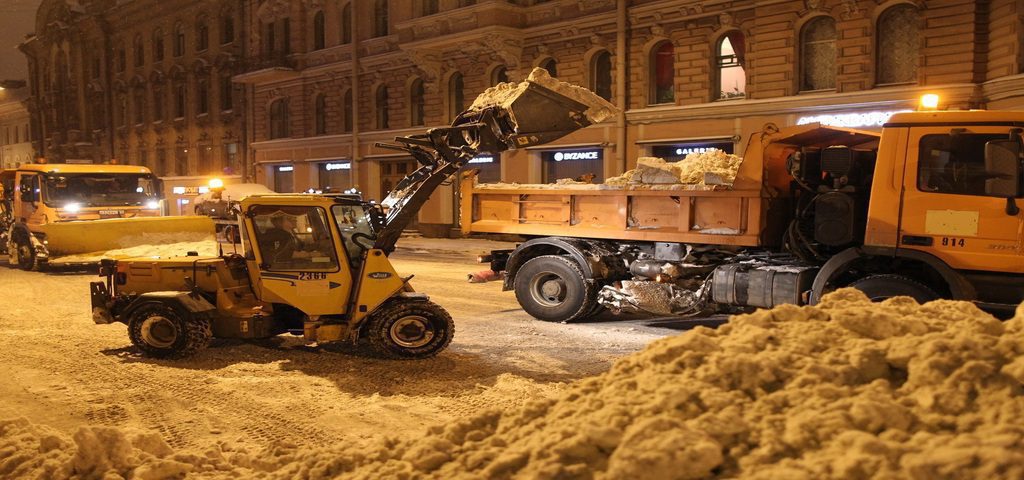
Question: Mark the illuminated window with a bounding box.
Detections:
[717,31,746,99]
[876,5,919,85]
[649,41,674,104]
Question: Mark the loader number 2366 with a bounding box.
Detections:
[941,237,966,248]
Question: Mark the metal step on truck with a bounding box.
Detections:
[462,100,1024,322]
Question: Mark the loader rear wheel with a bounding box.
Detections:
[514,255,597,323]
[849,274,940,304]
[366,300,453,359]
[127,302,212,358]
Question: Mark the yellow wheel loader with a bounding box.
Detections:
[0,164,213,270]
[90,77,614,359]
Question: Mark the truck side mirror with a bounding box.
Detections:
[983,139,1023,198]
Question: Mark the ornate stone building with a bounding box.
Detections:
[238,0,1024,236]
[0,88,34,170]
[21,0,249,214]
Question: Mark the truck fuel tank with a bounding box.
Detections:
[711,264,819,309]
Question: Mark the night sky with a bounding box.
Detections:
[0,0,42,82]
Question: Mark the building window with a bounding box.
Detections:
[590,50,612,101]
[282,18,291,55]
[197,79,209,115]
[374,0,388,37]
[264,22,276,55]
[174,83,186,118]
[133,35,145,67]
[314,93,327,135]
[270,98,289,139]
[717,31,746,99]
[343,89,352,133]
[221,12,235,45]
[800,16,836,91]
[133,88,145,124]
[220,75,233,111]
[421,0,438,16]
[491,66,508,85]
[313,11,326,50]
[117,94,128,127]
[199,144,215,174]
[175,146,188,176]
[448,72,464,121]
[91,55,101,79]
[152,87,164,121]
[650,41,674,104]
[197,17,210,52]
[156,148,168,176]
[539,57,557,77]
[173,23,186,57]
[224,142,240,175]
[138,148,149,169]
[410,78,425,127]
[116,45,126,72]
[153,29,164,61]
[341,3,352,44]
[376,85,389,129]
[877,5,919,85]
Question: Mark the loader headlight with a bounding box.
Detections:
[145,200,160,210]
[64,202,82,213]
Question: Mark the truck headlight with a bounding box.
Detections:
[64,202,81,213]
[145,200,160,210]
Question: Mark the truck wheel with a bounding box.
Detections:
[514,255,597,323]
[12,236,35,271]
[365,300,454,359]
[127,302,212,358]
[848,274,940,303]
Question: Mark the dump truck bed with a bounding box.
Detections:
[459,176,765,246]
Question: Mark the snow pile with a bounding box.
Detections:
[469,67,618,124]
[5,290,1024,479]
[57,232,219,263]
[606,151,743,187]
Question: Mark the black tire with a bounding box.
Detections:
[127,302,212,358]
[365,300,454,359]
[514,255,597,323]
[848,274,940,303]
[13,235,36,271]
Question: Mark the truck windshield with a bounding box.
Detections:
[43,173,158,207]
[331,204,375,265]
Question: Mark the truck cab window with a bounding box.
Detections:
[918,133,1006,196]
[250,205,339,271]
[331,204,375,265]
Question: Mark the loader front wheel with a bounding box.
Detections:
[13,236,35,271]
[366,300,453,359]
[127,302,212,358]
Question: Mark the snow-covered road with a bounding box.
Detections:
[0,243,675,454]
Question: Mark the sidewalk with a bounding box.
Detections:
[394,235,519,256]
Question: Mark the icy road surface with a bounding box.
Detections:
[0,240,679,454]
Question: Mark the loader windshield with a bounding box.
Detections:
[43,173,159,208]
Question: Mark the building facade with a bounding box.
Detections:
[0,88,34,170]
[237,0,1024,237]
[21,0,250,214]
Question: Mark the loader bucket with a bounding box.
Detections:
[500,82,594,148]
[37,216,215,256]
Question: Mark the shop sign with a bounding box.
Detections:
[544,149,603,162]
[171,186,209,196]
[468,155,495,164]
[277,165,294,172]
[651,142,734,160]
[797,110,912,128]
[324,162,351,171]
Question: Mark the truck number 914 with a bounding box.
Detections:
[941,237,966,248]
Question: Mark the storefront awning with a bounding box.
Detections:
[772,123,881,149]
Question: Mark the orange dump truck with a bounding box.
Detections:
[461,110,1024,321]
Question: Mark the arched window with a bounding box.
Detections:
[152,86,164,121]
[263,22,276,55]
[448,72,464,121]
[133,35,145,67]
[174,82,186,118]
[421,0,439,16]
[374,0,389,38]
[590,50,612,101]
[221,12,235,44]
[491,66,508,85]
[196,16,210,51]
[343,89,352,132]
[539,57,557,77]
[313,11,326,50]
[314,93,327,135]
[173,23,186,57]
[153,29,164,61]
[270,98,289,139]
[197,78,209,115]
[376,85,389,129]
[650,41,674,104]
[220,75,233,111]
[410,78,425,126]
[341,3,352,44]
[876,5,919,85]
[800,16,836,91]
[717,31,746,99]
[133,88,145,124]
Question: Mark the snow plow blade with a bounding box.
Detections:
[37,216,215,256]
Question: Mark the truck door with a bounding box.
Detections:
[900,127,1024,274]
[17,173,40,224]
[243,204,354,315]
